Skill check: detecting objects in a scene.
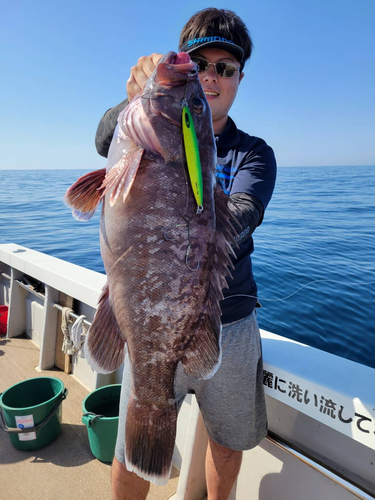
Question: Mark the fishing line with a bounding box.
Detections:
[223,279,375,303]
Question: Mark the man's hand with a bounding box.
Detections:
[126,53,163,102]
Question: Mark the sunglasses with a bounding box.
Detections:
[191,57,241,78]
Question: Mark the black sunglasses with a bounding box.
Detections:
[191,57,241,78]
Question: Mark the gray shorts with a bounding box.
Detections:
[115,311,268,464]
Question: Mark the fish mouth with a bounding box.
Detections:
[167,51,197,72]
[156,51,198,87]
[147,51,199,128]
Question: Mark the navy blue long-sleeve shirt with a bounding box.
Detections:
[215,117,276,322]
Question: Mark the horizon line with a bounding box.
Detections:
[0,165,374,171]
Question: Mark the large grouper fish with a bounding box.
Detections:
[65,51,238,485]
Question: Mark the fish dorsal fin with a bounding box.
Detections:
[118,95,162,155]
[102,140,144,207]
[101,123,145,206]
[181,185,239,379]
[100,95,164,206]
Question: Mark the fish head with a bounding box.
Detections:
[141,51,215,164]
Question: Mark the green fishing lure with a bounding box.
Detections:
[182,105,204,212]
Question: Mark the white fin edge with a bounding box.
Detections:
[72,209,96,221]
[124,456,172,486]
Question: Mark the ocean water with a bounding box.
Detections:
[1,166,374,369]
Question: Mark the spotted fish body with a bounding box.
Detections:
[65,52,237,485]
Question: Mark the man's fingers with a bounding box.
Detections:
[151,53,163,67]
[137,55,154,79]
[126,53,163,102]
[126,65,148,101]
[138,53,163,77]
[126,74,140,102]
[133,63,150,89]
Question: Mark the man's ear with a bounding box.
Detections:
[239,72,245,84]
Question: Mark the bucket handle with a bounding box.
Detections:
[82,412,106,428]
[0,388,68,434]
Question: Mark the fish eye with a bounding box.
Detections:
[192,97,205,115]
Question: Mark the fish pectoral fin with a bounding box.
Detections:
[182,309,222,380]
[101,143,144,207]
[64,168,106,221]
[85,283,126,374]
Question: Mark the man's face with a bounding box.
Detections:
[191,48,244,133]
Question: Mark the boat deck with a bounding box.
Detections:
[0,336,179,500]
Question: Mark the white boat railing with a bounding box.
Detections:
[1,242,375,499]
[266,434,374,500]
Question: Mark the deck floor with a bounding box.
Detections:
[0,336,179,500]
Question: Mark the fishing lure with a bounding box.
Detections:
[181,104,204,213]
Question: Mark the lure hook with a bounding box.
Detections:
[162,227,175,242]
[185,244,200,272]
[162,222,188,242]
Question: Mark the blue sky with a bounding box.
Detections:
[1,0,374,169]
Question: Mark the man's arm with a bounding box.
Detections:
[95,99,128,158]
[229,139,277,244]
[228,193,264,245]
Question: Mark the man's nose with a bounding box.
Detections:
[202,64,218,83]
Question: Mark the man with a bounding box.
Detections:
[95,8,276,500]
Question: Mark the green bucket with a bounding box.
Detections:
[0,377,67,451]
[82,384,121,463]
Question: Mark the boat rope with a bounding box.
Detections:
[61,308,87,356]
[70,315,87,357]
[61,307,75,355]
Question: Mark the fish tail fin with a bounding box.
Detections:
[64,168,106,220]
[85,283,126,373]
[125,400,177,486]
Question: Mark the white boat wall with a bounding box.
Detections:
[0,243,374,500]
